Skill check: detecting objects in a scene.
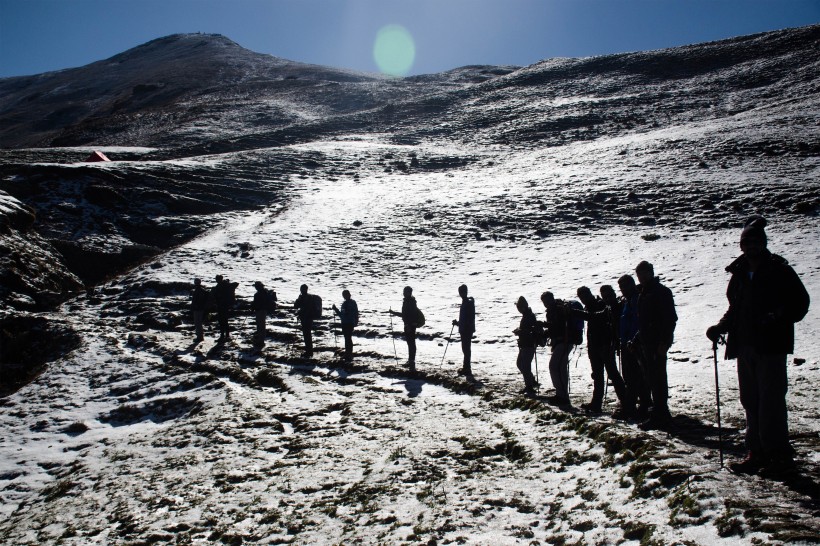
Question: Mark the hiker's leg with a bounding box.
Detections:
[549,343,569,399]
[588,345,605,408]
[461,334,472,371]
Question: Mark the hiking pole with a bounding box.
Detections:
[534,347,539,390]
[389,308,399,365]
[713,336,726,469]
[440,323,455,368]
[332,314,338,349]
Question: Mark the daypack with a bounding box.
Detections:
[266,289,277,313]
[350,300,359,326]
[567,300,584,345]
[416,308,425,328]
[312,294,323,319]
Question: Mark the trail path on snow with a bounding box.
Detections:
[1,141,819,545]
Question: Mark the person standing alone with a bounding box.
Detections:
[707,216,810,475]
[452,284,476,376]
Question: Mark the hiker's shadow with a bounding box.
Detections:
[394,378,424,398]
[668,414,745,456]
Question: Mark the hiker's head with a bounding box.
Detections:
[516,296,529,313]
[194,278,201,286]
[577,286,594,306]
[740,216,768,260]
[254,281,264,291]
[300,284,308,295]
[635,261,654,285]
[342,290,351,300]
[540,291,555,308]
[600,285,617,305]
[215,274,223,283]
[403,286,413,298]
[458,284,468,298]
[618,274,637,298]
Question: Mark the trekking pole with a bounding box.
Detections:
[534,345,540,390]
[440,323,455,368]
[332,314,338,349]
[389,308,399,365]
[713,336,726,469]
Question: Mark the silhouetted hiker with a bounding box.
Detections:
[332,290,359,361]
[251,281,269,341]
[191,278,208,343]
[452,284,475,375]
[706,217,810,476]
[540,291,575,405]
[617,274,652,418]
[513,296,539,397]
[212,275,238,342]
[390,286,420,370]
[294,284,316,358]
[629,261,677,431]
[574,286,629,415]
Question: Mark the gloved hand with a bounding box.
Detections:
[452,319,458,326]
[706,325,722,343]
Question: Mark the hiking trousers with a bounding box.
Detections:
[517,346,537,390]
[737,345,789,458]
[404,325,417,363]
[640,343,670,417]
[342,324,354,358]
[301,319,314,355]
[461,333,473,371]
[255,310,266,336]
[548,342,571,399]
[621,348,651,410]
[217,307,230,337]
[588,344,627,408]
[193,310,205,340]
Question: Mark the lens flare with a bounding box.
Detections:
[373,24,415,77]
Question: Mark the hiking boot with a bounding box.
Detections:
[580,402,603,414]
[758,454,797,478]
[638,412,673,431]
[546,395,570,406]
[523,387,537,398]
[635,405,651,420]
[611,406,636,421]
[729,452,769,475]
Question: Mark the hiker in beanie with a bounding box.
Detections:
[618,274,652,418]
[390,286,420,370]
[707,216,810,476]
[629,261,677,431]
[574,286,629,415]
[332,290,359,361]
[294,284,315,358]
[452,284,476,376]
[191,278,208,343]
[513,296,539,397]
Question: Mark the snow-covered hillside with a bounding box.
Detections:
[0,24,818,545]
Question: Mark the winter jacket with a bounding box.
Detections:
[400,296,419,327]
[577,297,613,348]
[337,299,359,326]
[458,297,476,336]
[619,294,639,344]
[191,286,209,311]
[212,280,237,310]
[715,251,810,359]
[517,307,538,348]
[636,277,677,348]
[252,290,267,312]
[544,302,568,344]
[294,293,315,323]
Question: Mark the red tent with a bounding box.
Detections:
[85,150,111,162]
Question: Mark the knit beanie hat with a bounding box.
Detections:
[740,216,767,243]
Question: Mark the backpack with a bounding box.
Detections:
[266,289,277,313]
[312,294,323,319]
[567,300,584,345]
[416,308,425,328]
[350,300,359,326]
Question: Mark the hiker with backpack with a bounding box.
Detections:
[251,281,276,342]
[617,274,652,419]
[212,274,238,342]
[513,296,539,397]
[332,290,359,361]
[191,278,208,343]
[574,286,629,415]
[294,284,318,358]
[628,261,678,431]
[540,291,581,405]
[389,286,422,371]
[451,284,476,376]
[706,217,810,476]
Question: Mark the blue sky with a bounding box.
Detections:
[1,0,818,78]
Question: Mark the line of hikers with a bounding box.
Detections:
[188,216,809,476]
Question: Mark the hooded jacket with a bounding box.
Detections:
[716,251,810,359]
[636,277,677,348]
